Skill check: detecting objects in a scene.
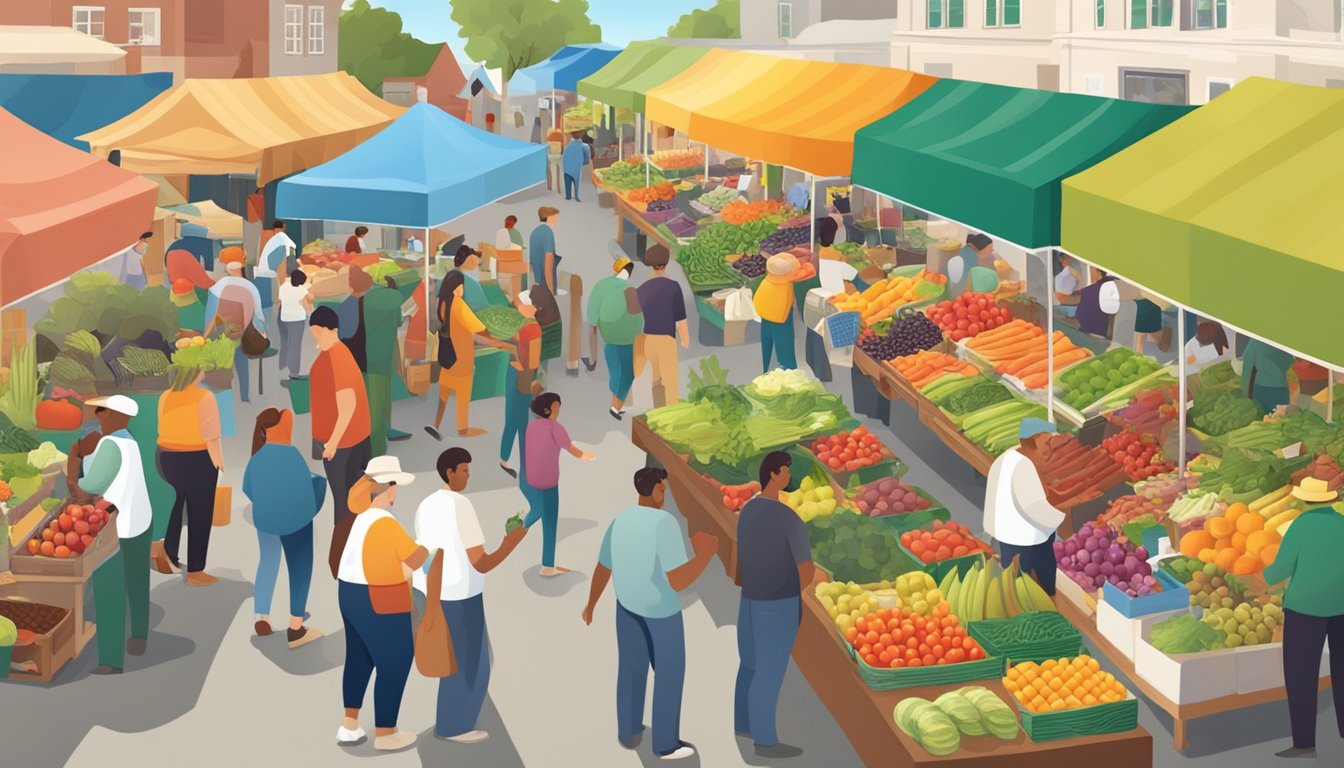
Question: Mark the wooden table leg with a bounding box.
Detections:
[1173,717,1188,752]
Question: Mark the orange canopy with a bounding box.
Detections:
[645,50,937,177]
[0,108,156,305]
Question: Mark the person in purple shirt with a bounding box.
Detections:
[522,392,595,577]
[634,246,689,408]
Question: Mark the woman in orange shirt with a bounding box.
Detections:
[156,367,224,584]
[425,272,512,441]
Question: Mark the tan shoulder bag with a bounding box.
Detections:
[414,549,457,678]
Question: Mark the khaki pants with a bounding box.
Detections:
[636,334,679,408]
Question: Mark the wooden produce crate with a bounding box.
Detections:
[0,597,74,684]
[8,508,120,579]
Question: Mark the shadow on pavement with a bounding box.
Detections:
[522,568,587,598]
[249,628,345,676]
[416,698,526,768]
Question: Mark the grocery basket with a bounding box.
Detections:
[824,311,861,349]
[1018,693,1139,742]
[845,640,1005,691]
[967,614,1085,666]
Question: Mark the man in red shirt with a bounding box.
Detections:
[499,292,542,480]
[308,306,372,523]
[345,226,369,254]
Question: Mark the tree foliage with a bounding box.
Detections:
[667,0,741,38]
[452,0,602,82]
[339,0,443,95]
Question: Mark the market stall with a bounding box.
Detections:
[630,361,1153,767]
[510,43,622,132]
[577,41,710,162]
[0,72,171,150]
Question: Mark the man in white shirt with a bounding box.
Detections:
[255,219,297,326]
[120,231,153,290]
[1054,254,1083,317]
[982,418,1066,596]
[495,214,525,254]
[413,448,528,744]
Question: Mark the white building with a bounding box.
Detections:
[740,0,899,42]
[888,1,1344,103]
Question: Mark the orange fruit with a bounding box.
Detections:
[1225,502,1250,523]
[1215,548,1240,572]
[1181,531,1215,558]
[1245,530,1272,557]
[1197,548,1217,563]
[1235,513,1263,535]
[1208,517,1233,539]
[1232,532,1248,551]
[1214,536,1233,550]
[1260,543,1280,565]
[1232,554,1260,575]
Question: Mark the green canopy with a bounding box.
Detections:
[1063,77,1344,367]
[578,41,710,114]
[853,79,1191,249]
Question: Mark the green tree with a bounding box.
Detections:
[452,0,602,106]
[667,0,741,38]
[339,0,443,95]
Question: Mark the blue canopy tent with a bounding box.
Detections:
[275,101,546,338]
[0,72,171,150]
[510,44,622,95]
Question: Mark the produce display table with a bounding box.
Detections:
[632,419,1154,768]
[614,196,678,257]
[1054,591,1331,752]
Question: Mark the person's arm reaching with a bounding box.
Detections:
[667,531,718,592]
[544,252,556,293]
[76,441,121,497]
[673,289,690,349]
[323,389,355,460]
[1261,525,1299,586]
[676,319,690,350]
[787,515,816,594]
[468,526,529,574]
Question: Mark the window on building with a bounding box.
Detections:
[1207,78,1233,101]
[985,0,1021,27]
[778,2,792,38]
[1130,0,1174,28]
[285,5,304,55]
[73,6,105,39]
[1096,0,1105,28]
[128,8,160,45]
[1193,0,1227,29]
[307,6,325,54]
[928,1,965,29]
[1122,69,1188,104]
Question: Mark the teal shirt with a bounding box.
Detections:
[78,429,129,496]
[598,505,690,619]
[587,275,643,346]
[1240,338,1293,394]
[1263,506,1344,617]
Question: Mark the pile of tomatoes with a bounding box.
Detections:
[810,425,892,473]
[1101,430,1173,482]
[716,479,760,512]
[900,520,994,563]
[844,602,986,669]
[925,292,1014,342]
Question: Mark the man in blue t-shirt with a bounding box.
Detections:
[735,451,813,760]
[528,206,560,294]
[582,468,718,761]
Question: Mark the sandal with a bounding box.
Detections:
[499,462,518,479]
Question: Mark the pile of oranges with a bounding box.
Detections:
[1178,501,1280,575]
[1004,656,1128,713]
[843,602,986,670]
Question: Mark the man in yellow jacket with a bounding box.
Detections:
[753,253,798,372]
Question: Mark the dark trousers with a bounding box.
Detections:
[324,438,372,524]
[564,173,579,201]
[92,528,152,669]
[436,594,491,738]
[997,535,1057,596]
[1283,609,1344,749]
[339,580,413,729]
[616,602,685,756]
[735,595,800,748]
[158,448,218,573]
[499,366,531,464]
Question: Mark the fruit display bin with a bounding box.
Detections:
[1133,627,1239,704]
[897,525,994,582]
[1101,570,1189,619]
[967,616,1085,666]
[1019,693,1139,743]
[0,597,74,684]
[864,502,951,537]
[844,640,1005,691]
[8,508,120,579]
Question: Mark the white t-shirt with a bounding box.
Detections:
[1184,337,1224,375]
[278,281,310,323]
[1098,280,1122,316]
[412,489,486,601]
[1054,268,1081,296]
[495,228,514,251]
[983,449,1065,547]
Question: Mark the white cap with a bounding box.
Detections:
[85,394,139,417]
[365,455,415,485]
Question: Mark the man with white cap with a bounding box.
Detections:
[982,417,1066,596]
[70,395,153,674]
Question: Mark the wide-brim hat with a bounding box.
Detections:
[85,394,139,417]
[1291,476,1338,503]
[365,455,415,486]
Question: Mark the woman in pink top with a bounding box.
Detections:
[522,392,594,576]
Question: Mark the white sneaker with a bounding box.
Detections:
[337,725,366,746]
[445,730,490,744]
[660,744,696,760]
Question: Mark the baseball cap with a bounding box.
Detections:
[1018,417,1055,440]
[612,257,633,274]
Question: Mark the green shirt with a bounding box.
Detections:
[1240,338,1293,394]
[1262,506,1344,617]
[587,275,643,346]
[78,430,127,496]
[598,505,690,619]
[362,285,408,375]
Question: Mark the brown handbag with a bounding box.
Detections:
[414,549,457,678]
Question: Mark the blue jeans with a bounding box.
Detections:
[735,595,801,747]
[997,534,1056,596]
[604,342,635,401]
[234,345,250,401]
[522,485,559,567]
[761,315,797,372]
[564,173,579,201]
[500,366,531,464]
[436,594,491,738]
[616,603,686,756]
[253,275,274,313]
[339,580,413,728]
[254,522,314,618]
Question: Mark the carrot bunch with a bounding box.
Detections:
[964,320,1093,389]
[628,182,676,203]
[722,198,787,226]
[888,350,979,388]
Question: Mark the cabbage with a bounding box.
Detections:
[894,698,933,736]
[0,614,16,646]
[959,686,1020,740]
[745,368,826,399]
[913,706,961,755]
[934,691,986,736]
[27,441,66,471]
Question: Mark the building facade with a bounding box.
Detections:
[889,1,1344,102]
[383,44,469,119]
[740,0,899,42]
[0,0,340,81]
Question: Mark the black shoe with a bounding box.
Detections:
[388,428,411,442]
[1275,748,1317,759]
[126,637,147,656]
[754,743,804,759]
[581,357,597,371]
[424,426,442,441]
[91,665,123,675]
[500,463,518,480]
[609,408,624,422]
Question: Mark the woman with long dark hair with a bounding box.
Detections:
[425,271,512,441]
[243,407,323,646]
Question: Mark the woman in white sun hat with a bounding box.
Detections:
[330,456,428,753]
[1263,476,1344,761]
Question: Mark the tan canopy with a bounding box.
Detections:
[80,72,404,185]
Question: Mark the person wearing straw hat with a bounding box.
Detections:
[71,395,153,674]
[586,256,643,421]
[753,252,799,373]
[331,455,427,753]
[983,417,1066,596]
[1263,476,1344,760]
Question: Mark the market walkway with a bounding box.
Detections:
[2,172,1335,768]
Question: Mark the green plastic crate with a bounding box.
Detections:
[1018,695,1139,743]
[967,615,1084,666]
[844,640,1004,692]
[471,348,509,401]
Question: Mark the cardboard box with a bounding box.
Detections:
[1134,625,1239,704]
[1096,601,1184,661]
[1235,642,1331,695]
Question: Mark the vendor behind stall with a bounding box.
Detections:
[1054,253,1084,318]
[449,245,489,312]
[946,233,994,297]
[983,418,1066,595]
[346,226,369,254]
[754,253,799,373]
[1241,337,1294,412]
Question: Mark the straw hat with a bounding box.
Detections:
[365,456,415,486]
[766,252,798,277]
[1291,477,1338,503]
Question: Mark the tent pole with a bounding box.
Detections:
[1046,251,1055,426]
[1329,372,1336,422]
[425,226,432,351]
[809,174,816,252]
[1178,308,1188,478]
[704,143,710,181]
